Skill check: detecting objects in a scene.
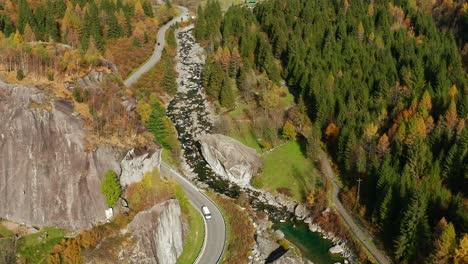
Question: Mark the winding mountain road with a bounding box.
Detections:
[124,6,189,87]
[317,150,391,264]
[160,162,225,264]
[124,7,226,263]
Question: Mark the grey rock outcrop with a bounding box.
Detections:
[273,251,308,264]
[251,234,307,264]
[124,199,184,264]
[0,82,124,230]
[199,134,261,187]
[120,148,161,187]
[329,244,344,254]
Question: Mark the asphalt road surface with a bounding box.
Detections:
[124,6,189,87]
[160,162,225,264]
[317,150,391,264]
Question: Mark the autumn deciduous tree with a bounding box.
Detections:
[454,234,468,264]
[282,120,296,140]
[429,218,456,263]
[84,37,100,65]
[376,133,390,158]
[135,100,152,125]
[325,123,339,141]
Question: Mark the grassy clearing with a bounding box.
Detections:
[252,140,319,201]
[228,122,263,153]
[0,224,14,237]
[17,227,65,263]
[176,203,205,264]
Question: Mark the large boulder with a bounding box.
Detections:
[199,134,261,187]
[124,199,184,264]
[329,244,344,254]
[120,147,161,187]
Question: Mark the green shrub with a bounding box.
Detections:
[72,88,82,102]
[16,69,24,80]
[101,170,121,207]
[47,71,54,81]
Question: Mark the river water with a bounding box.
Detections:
[167,27,345,264]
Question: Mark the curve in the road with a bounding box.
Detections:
[123,8,226,263]
[160,162,226,264]
[124,6,189,87]
[317,150,391,264]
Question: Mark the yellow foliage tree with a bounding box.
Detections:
[84,37,100,65]
[449,85,458,99]
[418,90,432,118]
[134,0,146,22]
[12,29,22,44]
[282,120,296,140]
[443,99,458,130]
[364,122,378,139]
[23,23,35,42]
[455,234,468,264]
[135,100,152,125]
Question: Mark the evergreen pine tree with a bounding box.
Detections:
[394,190,430,263]
[220,76,235,108]
[107,12,124,39]
[163,61,177,95]
[147,104,169,149]
[207,61,223,99]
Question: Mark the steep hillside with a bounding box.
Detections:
[195,0,467,262]
[0,81,121,229]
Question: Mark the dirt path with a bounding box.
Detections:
[317,150,391,264]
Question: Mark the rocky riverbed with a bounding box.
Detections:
[167,26,354,264]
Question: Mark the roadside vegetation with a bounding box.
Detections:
[42,167,199,262]
[133,25,182,166]
[176,202,205,264]
[211,192,255,264]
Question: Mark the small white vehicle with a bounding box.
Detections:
[201,206,212,220]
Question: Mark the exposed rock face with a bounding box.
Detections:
[199,134,261,187]
[273,251,309,264]
[329,244,344,254]
[120,148,161,187]
[251,234,307,264]
[0,82,125,230]
[124,199,184,264]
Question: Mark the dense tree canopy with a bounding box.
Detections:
[196,0,468,262]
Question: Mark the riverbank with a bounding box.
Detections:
[168,25,354,264]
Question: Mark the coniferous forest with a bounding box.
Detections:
[0,0,176,78]
[196,0,467,263]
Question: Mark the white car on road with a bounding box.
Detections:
[201,206,212,220]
